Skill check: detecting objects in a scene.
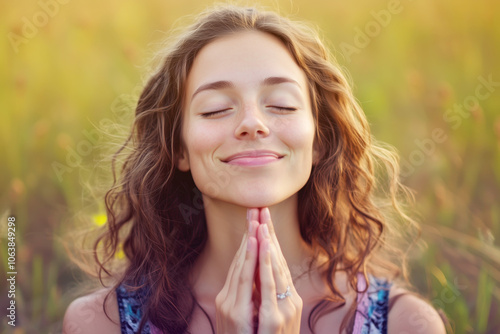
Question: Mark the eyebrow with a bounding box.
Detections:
[191,76,301,101]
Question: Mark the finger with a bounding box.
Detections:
[248,208,259,240]
[260,208,293,281]
[226,221,249,279]
[226,219,258,304]
[258,230,278,310]
[227,209,256,279]
[247,208,259,225]
[235,234,258,306]
[260,208,281,257]
[220,217,252,299]
[257,224,289,296]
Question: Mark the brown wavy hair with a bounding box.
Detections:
[88,5,419,333]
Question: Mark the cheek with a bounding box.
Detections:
[282,117,316,154]
[184,123,220,156]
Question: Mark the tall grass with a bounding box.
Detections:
[1,0,499,333]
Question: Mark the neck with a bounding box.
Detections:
[190,194,314,298]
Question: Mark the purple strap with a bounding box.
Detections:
[353,274,369,333]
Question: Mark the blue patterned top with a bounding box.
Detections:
[116,275,391,333]
[354,275,392,334]
[116,284,151,334]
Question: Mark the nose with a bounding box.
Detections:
[234,104,270,139]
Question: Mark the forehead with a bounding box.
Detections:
[185,30,308,95]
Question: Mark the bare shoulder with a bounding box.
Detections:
[63,288,121,334]
[387,286,447,334]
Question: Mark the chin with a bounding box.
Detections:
[198,178,305,208]
[234,198,280,208]
[230,190,290,208]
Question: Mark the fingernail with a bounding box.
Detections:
[248,220,253,234]
[262,207,270,222]
[247,237,253,251]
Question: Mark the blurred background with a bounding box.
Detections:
[1,0,499,333]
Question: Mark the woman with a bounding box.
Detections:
[63,5,447,334]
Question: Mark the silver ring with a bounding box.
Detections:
[276,286,292,300]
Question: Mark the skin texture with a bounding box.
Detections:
[63,30,446,334]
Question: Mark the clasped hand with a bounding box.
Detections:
[215,208,303,334]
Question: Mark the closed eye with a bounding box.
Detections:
[268,106,297,112]
[201,108,232,118]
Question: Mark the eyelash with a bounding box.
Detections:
[201,109,231,118]
[270,106,297,112]
[201,106,296,118]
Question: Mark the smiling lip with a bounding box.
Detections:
[222,150,284,166]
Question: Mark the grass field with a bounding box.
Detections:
[1,0,499,333]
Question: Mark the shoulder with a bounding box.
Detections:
[63,288,121,334]
[387,286,447,334]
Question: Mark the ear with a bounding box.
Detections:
[177,148,190,172]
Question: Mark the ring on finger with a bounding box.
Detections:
[276,285,292,300]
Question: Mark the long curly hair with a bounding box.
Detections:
[89,5,418,333]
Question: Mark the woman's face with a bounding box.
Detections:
[178,30,317,207]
